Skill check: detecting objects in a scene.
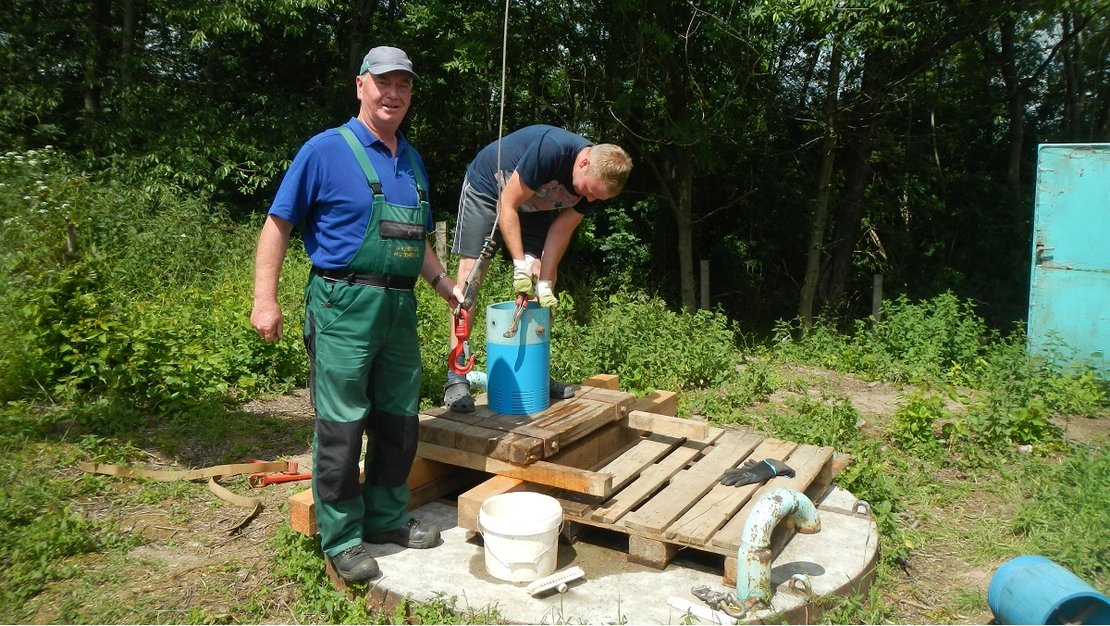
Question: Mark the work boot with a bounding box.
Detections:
[329,543,380,582]
[366,518,441,549]
[550,377,575,400]
[443,379,475,413]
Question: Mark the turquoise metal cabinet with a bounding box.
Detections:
[1027,144,1110,378]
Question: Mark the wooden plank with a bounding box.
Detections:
[709,444,834,551]
[587,446,701,524]
[574,385,636,409]
[622,430,765,534]
[420,379,635,463]
[418,413,544,465]
[458,476,595,533]
[664,438,798,545]
[456,424,642,532]
[409,467,481,510]
[424,404,563,458]
[457,475,531,532]
[406,457,452,488]
[594,432,690,493]
[416,441,613,497]
[632,390,678,416]
[530,398,625,453]
[289,488,316,535]
[622,410,709,440]
[582,374,620,389]
[628,535,680,569]
[549,422,643,470]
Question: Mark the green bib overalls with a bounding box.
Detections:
[306,126,429,558]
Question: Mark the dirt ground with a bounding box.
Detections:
[35,369,1110,624]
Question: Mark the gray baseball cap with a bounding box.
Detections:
[360,46,418,79]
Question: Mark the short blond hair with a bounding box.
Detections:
[587,144,632,196]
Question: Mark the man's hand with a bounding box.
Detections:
[251,300,284,342]
[512,254,537,296]
[537,280,558,308]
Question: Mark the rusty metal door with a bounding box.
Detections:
[1027,144,1110,377]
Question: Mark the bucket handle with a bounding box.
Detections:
[478,518,563,570]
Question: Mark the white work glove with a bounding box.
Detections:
[512,254,537,297]
[537,280,558,309]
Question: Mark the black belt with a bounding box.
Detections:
[312,267,416,290]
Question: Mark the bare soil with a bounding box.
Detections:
[33,373,1110,624]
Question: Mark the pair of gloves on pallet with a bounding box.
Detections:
[512,254,558,308]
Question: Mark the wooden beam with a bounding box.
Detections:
[623,409,709,440]
[582,374,619,390]
[632,390,678,416]
[457,474,532,532]
[416,441,613,497]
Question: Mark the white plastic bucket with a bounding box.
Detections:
[477,492,563,583]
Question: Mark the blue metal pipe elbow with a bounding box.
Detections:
[735,487,821,606]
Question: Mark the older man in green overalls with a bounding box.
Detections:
[251,46,462,583]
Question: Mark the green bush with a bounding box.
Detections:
[552,291,744,395]
[0,147,306,415]
[892,390,949,455]
[772,292,993,384]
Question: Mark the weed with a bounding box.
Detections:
[892,390,948,456]
[765,392,860,449]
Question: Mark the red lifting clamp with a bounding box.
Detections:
[449,307,475,375]
[248,460,312,488]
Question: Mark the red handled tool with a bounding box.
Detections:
[248,461,312,488]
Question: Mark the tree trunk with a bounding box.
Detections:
[1061,11,1086,141]
[671,147,696,310]
[1000,16,1024,195]
[348,0,379,74]
[800,42,842,330]
[120,0,135,120]
[824,51,881,315]
[83,0,111,118]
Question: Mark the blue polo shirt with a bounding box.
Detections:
[269,117,433,269]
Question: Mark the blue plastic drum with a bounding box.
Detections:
[486,301,550,415]
[988,555,1110,625]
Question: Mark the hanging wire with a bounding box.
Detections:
[488,0,511,241]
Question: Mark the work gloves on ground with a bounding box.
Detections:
[537,280,558,308]
[512,255,537,297]
[719,458,795,487]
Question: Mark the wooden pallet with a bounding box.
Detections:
[556,431,837,570]
[420,385,636,465]
[454,375,846,583]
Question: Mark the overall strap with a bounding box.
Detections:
[404,150,429,203]
[337,125,383,196]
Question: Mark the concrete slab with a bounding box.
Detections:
[361,486,879,624]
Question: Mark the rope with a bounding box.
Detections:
[489,0,511,242]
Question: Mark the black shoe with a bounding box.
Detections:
[443,380,475,413]
[366,518,441,549]
[550,377,575,399]
[329,543,380,582]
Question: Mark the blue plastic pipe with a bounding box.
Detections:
[735,487,821,606]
